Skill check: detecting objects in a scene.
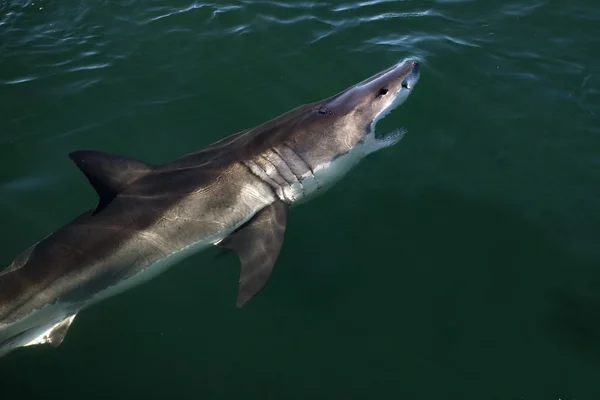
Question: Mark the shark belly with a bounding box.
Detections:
[83,230,228,309]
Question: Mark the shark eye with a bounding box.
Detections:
[377,88,389,96]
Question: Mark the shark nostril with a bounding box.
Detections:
[401,81,409,89]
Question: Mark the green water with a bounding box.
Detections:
[1,0,600,398]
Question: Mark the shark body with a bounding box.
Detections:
[0,59,421,358]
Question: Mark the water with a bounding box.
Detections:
[1,0,599,398]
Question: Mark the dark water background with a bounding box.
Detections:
[1,0,600,398]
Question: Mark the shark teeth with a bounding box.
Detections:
[377,128,406,146]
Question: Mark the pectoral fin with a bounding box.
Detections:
[218,201,288,307]
[24,314,77,348]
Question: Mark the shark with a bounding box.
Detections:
[0,58,420,358]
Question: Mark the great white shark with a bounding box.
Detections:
[0,59,420,358]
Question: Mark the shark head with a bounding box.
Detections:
[325,58,420,141]
[285,58,421,198]
[163,58,421,204]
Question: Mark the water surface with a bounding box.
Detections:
[1,0,600,398]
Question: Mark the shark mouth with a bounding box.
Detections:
[371,91,410,146]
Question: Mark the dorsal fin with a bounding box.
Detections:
[69,150,152,214]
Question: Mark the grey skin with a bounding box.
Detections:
[0,59,420,357]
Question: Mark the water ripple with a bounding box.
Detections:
[501,1,546,17]
[241,1,326,9]
[3,76,38,85]
[58,78,103,95]
[331,0,400,12]
[367,33,479,49]
[1,174,59,193]
[258,14,336,27]
[144,4,209,23]
[67,63,111,73]
[357,9,439,22]
[138,2,243,25]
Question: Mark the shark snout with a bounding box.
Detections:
[401,60,420,91]
[411,60,420,74]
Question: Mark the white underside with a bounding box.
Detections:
[85,235,220,308]
[294,126,403,206]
